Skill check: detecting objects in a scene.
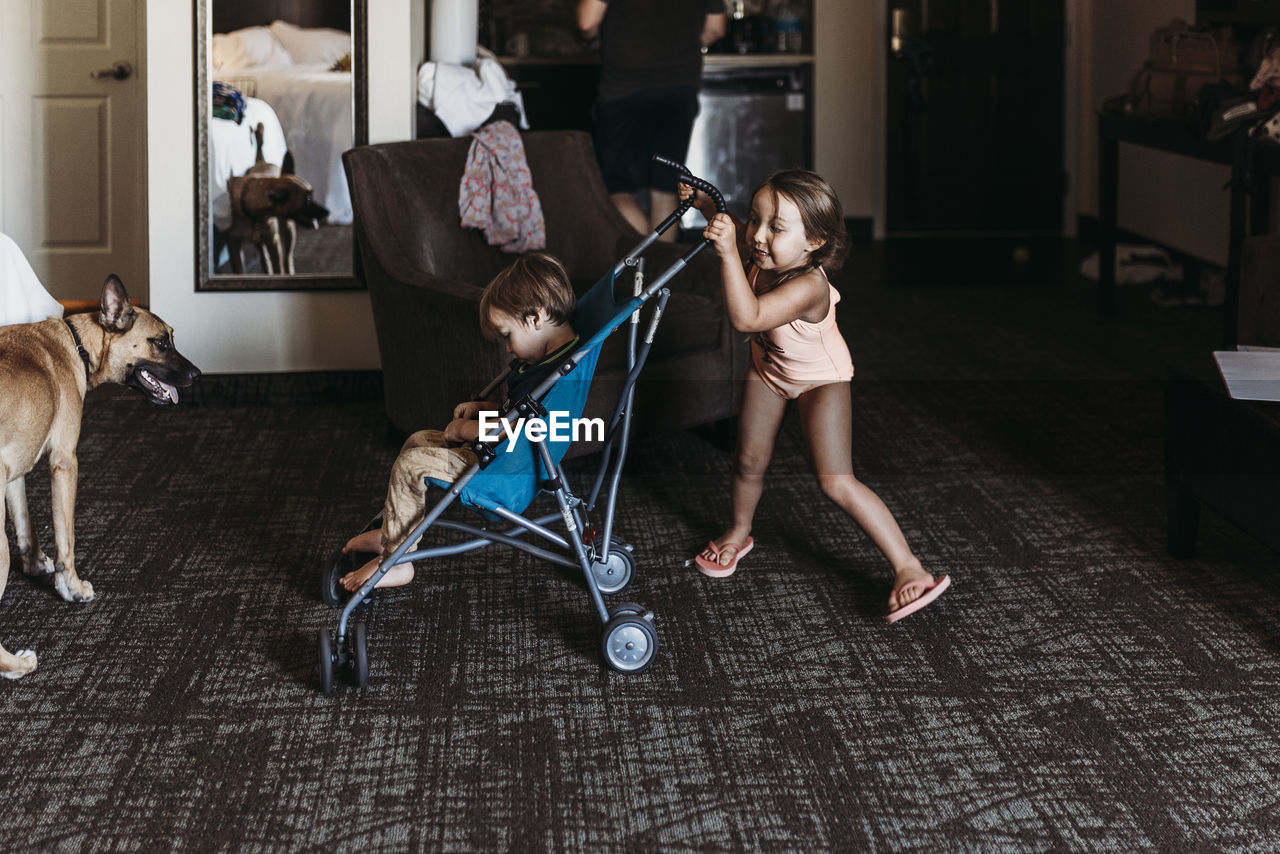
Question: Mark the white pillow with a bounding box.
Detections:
[268,19,351,67]
[211,33,247,70]
[212,26,294,70]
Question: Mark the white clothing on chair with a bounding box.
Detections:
[418,58,529,137]
[0,232,61,326]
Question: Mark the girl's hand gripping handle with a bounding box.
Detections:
[653,154,727,217]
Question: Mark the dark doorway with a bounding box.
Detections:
[885,0,1066,283]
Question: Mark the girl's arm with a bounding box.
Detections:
[704,214,828,334]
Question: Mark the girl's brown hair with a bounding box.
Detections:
[479,252,576,338]
[753,169,848,283]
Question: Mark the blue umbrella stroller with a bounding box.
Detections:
[317,160,727,692]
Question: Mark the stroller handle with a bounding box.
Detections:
[652,155,727,216]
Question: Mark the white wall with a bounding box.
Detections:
[812,0,881,235]
[145,0,423,373]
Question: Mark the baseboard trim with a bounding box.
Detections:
[185,371,385,406]
[846,217,874,244]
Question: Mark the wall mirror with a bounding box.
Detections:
[195,0,368,291]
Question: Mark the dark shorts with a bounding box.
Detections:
[593,86,700,194]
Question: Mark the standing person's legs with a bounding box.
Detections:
[610,194,650,235]
[697,367,788,569]
[796,382,937,610]
[594,95,649,235]
[646,86,700,242]
[647,190,678,240]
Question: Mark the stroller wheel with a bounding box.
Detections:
[322,550,379,609]
[321,551,349,608]
[349,622,369,690]
[590,536,634,595]
[601,608,657,673]
[317,629,336,694]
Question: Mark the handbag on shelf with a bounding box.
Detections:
[1125,18,1244,121]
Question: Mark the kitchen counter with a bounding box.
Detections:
[496,53,814,68]
[496,52,815,147]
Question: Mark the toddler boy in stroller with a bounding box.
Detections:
[335,252,581,595]
[317,162,729,692]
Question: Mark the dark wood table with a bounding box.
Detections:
[1096,111,1274,348]
[1165,354,1280,557]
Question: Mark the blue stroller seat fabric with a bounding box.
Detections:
[432,269,641,516]
[317,160,727,692]
[431,341,602,516]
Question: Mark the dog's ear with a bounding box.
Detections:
[281,151,295,175]
[99,274,136,332]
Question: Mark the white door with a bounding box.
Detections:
[0,0,145,304]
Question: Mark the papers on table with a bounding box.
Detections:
[1213,348,1280,401]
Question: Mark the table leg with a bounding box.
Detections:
[1098,125,1119,318]
[1225,131,1252,349]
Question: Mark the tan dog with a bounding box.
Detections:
[224,123,329,275]
[0,275,200,679]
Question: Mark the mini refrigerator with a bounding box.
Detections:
[682,63,813,228]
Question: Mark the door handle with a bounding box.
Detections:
[891,9,912,56]
[91,61,133,81]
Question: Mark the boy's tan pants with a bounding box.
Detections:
[381,430,476,554]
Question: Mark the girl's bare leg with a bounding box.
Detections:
[797,382,936,609]
[699,367,789,567]
[339,553,415,591]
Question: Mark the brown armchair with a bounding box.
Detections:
[342,130,747,446]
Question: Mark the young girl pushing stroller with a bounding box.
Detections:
[680,170,950,623]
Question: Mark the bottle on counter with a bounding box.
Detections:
[772,0,802,53]
[730,0,752,54]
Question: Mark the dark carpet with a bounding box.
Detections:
[3,246,1279,851]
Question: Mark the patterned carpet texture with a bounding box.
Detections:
[3,273,1279,851]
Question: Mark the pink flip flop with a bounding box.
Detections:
[886,574,951,624]
[694,537,755,578]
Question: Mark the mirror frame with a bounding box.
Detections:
[194,0,368,292]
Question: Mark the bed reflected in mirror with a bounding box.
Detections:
[195,0,367,291]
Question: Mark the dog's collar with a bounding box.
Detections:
[63,318,93,383]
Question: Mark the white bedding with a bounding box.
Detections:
[0,232,61,325]
[214,64,354,225]
[208,96,288,232]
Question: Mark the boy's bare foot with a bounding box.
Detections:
[889,564,937,611]
[343,529,383,555]
[339,555,414,592]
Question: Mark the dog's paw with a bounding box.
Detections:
[0,649,38,679]
[53,572,95,603]
[21,553,56,577]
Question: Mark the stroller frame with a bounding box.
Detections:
[318,161,726,691]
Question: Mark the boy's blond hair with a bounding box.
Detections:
[479,252,576,339]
